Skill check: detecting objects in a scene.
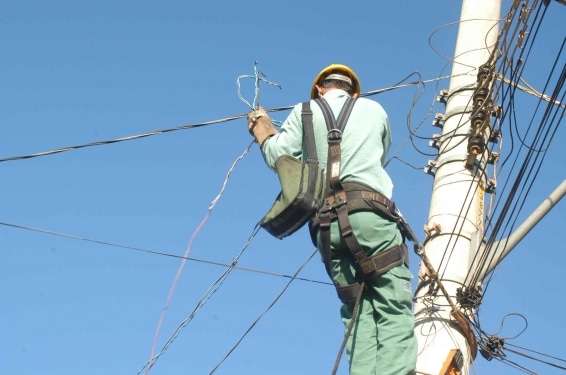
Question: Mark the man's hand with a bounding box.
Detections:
[247,108,277,145]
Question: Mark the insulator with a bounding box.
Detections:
[428,134,441,149]
[471,110,489,129]
[487,151,500,164]
[424,160,437,176]
[489,129,502,143]
[477,64,494,83]
[468,135,485,154]
[432,113,445,128]
[436,89,449,104]
[485,178,496,194]
[491,105,502,118]
[473,87,490,107]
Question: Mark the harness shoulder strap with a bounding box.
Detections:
[301,101,317,163]
[336,97,356,132]
[320,96,357,191]
[314,97,336,132]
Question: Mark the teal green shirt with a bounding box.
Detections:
[261,89,394,198]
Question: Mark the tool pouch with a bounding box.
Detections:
[260,156,325,239]
[260,101,324,239]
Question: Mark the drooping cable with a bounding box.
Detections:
[137,225,261,375]
[0,74,457,165]
[143,141,255,375]
[208,249,319,374]
[0,220,330,285]
[142,63,278,375]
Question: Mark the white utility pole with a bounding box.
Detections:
[414,1,502,374]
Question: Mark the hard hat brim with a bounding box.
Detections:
[311,64,361,99]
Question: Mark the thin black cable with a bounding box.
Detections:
[435,8,520,277]
[472,97,563,336]
[442,0,548,285]
[208,249,318,374]
[438,0,545,291]
[0,113,249,163]
[496,357,538,375]
[505,347,566,371]
[384,156,423,170]
[0,220,331,286]
[494,313,529,340]
[482,63,565,292]
[137,224,259,374]
[468,35,564,288]
[506,343,566,366]
[429,0,531,163]
[0,76,451,165]
[421,0,548,339]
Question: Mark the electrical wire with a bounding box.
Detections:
[143,64,274,375]
[414,4,558,355]
[506,343,566,367]
[144,141,255,375]
[137,225,261,375]
[208,249,319,374]
[463,13,544,284]
[0,220,330,286]
[466,31,563,289]
[0,75,455,165]
[435,0,547,283]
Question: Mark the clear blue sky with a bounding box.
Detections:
[1,1,564,374]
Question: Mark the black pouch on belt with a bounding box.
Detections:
[260,101,325,239]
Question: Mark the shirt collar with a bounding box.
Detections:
[322,88,350,99]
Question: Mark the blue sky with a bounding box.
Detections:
[1,1,565,374]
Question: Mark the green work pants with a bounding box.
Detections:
[318,211,417,375]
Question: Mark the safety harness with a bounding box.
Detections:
[305,95,418,306]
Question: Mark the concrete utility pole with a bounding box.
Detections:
[414,1,502,374]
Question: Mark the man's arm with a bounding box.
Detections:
[249,104,304,169]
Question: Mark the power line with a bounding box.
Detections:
[467,33,564,289]
[0,221,330,286]
[145,140,255,373]
[142,64,281,375]
[135,69,455,375]
[434,0,549,283]
[208,249,319,374]
[137,225,261,374]
[0,74,456,164]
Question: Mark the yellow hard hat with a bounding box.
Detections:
[311,64,361,99]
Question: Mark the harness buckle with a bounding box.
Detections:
[359,258,376,276]
[324,191,348,209]
[333,191,348,208]
[327,129,342,143]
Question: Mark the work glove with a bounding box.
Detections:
[247,108,277,146]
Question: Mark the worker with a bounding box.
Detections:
[247,64,417,375]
